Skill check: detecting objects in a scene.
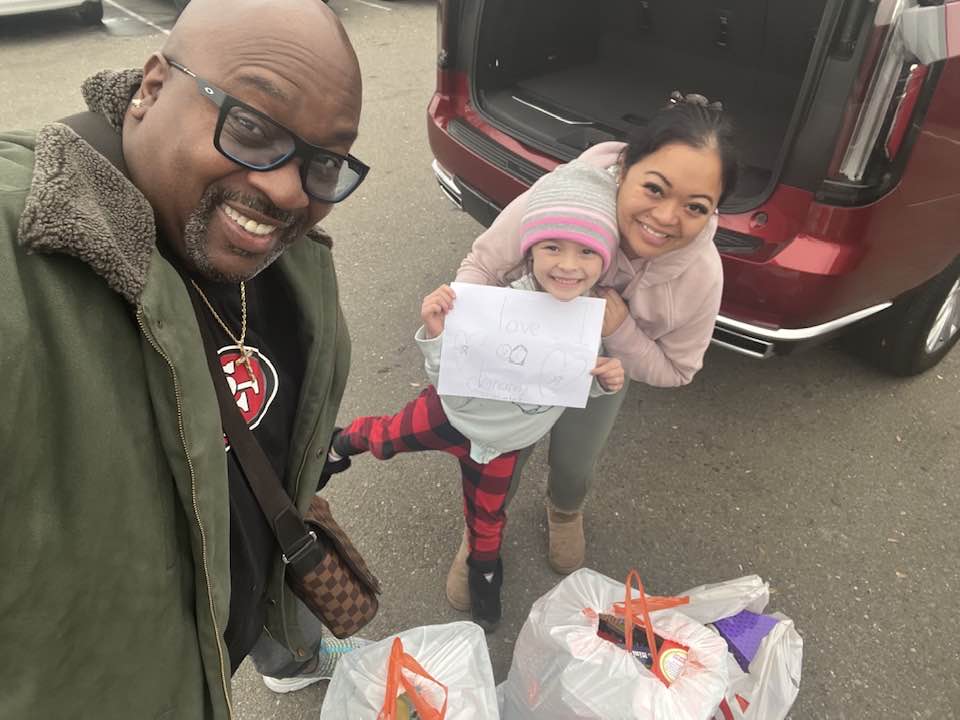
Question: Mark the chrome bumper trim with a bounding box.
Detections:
[716,303,893,342]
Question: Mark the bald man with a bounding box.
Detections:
[0,1,368,716]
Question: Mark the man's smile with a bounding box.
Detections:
[215,203,284,256]
[221,203,279,236]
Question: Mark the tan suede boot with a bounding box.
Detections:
[546,500,585,574]
[445,527,471,611]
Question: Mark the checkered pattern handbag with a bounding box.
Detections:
[287,494,381,638]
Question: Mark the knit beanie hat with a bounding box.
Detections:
[519,159,619,272]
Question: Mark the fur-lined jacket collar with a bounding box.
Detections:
[18,69,152,305]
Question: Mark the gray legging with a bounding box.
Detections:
[507,380,630,512]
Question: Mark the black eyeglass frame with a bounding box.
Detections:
[165,57,369,204]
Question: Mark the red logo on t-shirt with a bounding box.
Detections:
[219,346,278,449]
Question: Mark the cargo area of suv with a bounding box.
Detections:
[471,0,830,209]
[431,0,960,375]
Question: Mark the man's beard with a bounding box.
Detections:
[181,186,303,282]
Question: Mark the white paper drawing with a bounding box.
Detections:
[437,283,605,408]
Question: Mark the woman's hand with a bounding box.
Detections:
[421,284,456,338]
[597,287,629,336]
[592,356,625,393]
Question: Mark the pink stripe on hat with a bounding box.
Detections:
[520,229,613,269]
[520,215,617,271]
[519,159,620,272]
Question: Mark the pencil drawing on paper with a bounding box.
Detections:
[538,348,588,398]
[497,343,529,366]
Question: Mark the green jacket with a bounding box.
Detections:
[0,70,351,720]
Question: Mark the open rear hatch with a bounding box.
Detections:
[471,0,834,210]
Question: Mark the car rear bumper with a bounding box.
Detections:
[431,158,892,358]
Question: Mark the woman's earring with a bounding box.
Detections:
[131,98,143,108]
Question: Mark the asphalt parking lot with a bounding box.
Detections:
[2,1,958,718]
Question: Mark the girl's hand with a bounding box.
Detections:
[597,287,629,336]
[592,356,625,393]
[421,284,456,338]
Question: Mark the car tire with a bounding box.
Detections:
[78,1,103,24]
[852,255,960,376]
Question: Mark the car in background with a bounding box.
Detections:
[428,0,960,376]
[0,0,102,24]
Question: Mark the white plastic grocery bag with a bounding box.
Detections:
[659,574,802,720]
[320,621,499,720]
[500,569,729,720]
[631,573,801,720]
[708,613,802,720]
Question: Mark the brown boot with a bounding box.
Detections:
[445,527,471,611]
[546,500,585,574]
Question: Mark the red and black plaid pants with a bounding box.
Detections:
[337,385,517,572]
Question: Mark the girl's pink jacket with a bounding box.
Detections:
[456,141,723,387]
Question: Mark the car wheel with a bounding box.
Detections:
[78,1,103,24]
[853,255,960,376]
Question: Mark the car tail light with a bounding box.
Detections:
[831,0,959,190]
[836,0,914,183]
[884,61,929,159]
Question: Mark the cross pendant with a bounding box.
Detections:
[239,348,254,375]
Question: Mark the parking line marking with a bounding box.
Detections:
[351,0,393,11]
[103,0,172,35]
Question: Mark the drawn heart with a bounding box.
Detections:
[538,350,588,394]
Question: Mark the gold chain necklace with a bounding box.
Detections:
[190,279,253,373]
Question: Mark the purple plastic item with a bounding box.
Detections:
[714,610,780,672]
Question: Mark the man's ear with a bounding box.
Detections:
[129,52,168,118]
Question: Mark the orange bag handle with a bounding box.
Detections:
[612,593,689,618]
[378,638,448,720]
[621,570,661,675]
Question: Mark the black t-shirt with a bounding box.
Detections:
[190,267,305,673]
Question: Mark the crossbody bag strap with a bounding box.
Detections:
[59,111,128,176]
[185,283,319,567]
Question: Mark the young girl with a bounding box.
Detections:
[327,160,624,630]
[455,95,737,582]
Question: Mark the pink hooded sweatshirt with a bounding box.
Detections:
[456,141,723,387]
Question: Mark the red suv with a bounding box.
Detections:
[428,0,960,375]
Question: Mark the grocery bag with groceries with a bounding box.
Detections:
[321,621,499,720]
[498,569,802,720]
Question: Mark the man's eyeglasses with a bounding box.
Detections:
[165,58,369,204]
